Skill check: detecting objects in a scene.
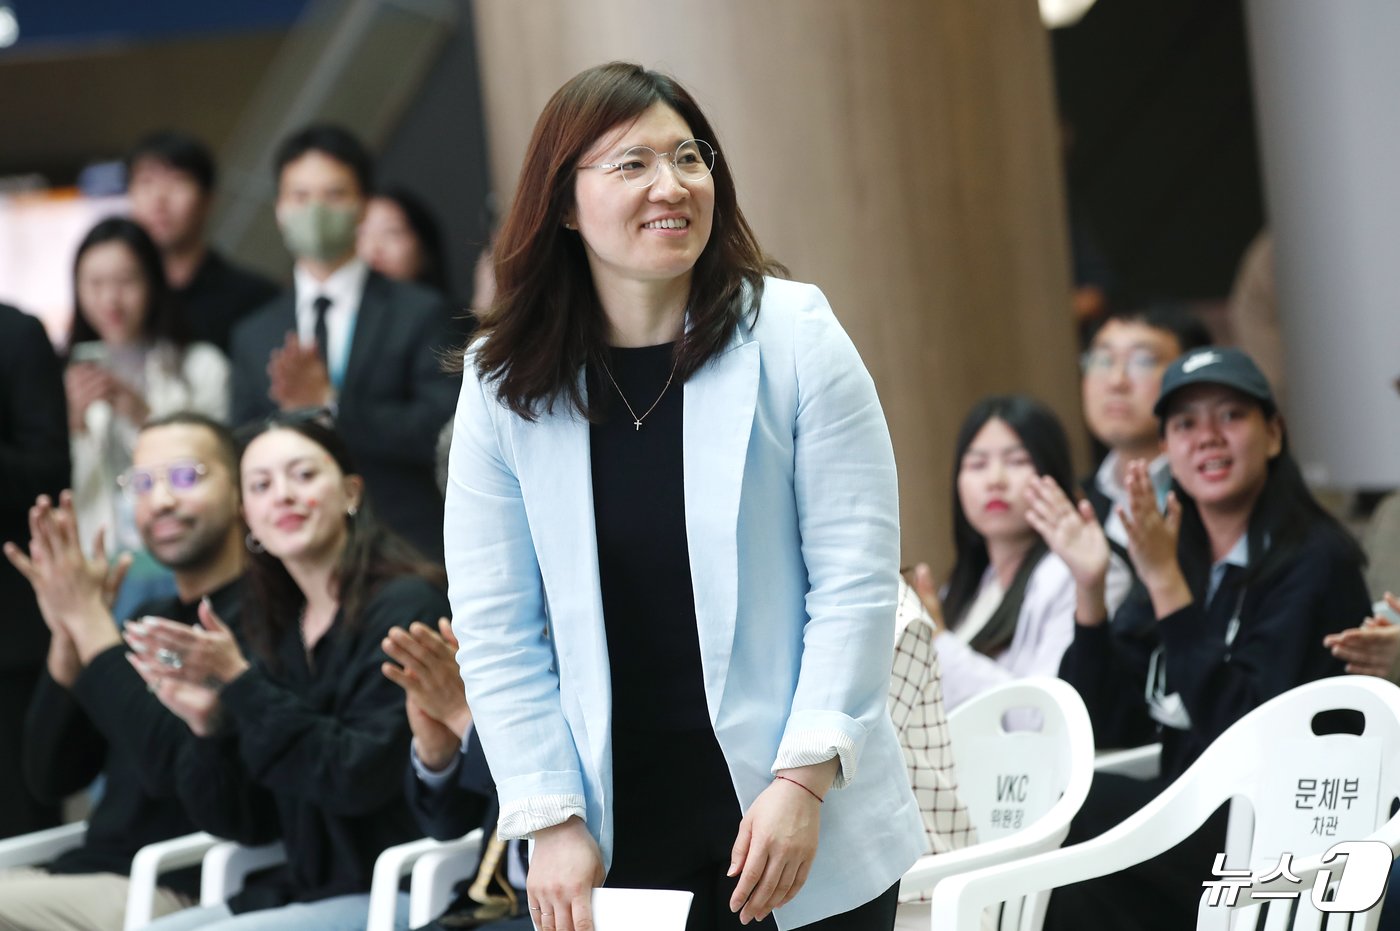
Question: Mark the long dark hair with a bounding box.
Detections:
[1164,401,1364,594]
[371,187,449,293]
[69,216,186,351]
[237,411,444,666]
[464,61,786,420]
[944,395,1076,656]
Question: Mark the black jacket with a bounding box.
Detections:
[25,579,245,894]
[228,274,460,560]
[176,575,448,912]
[0,304,70,669]
[1060,526,1370,779]
[174,250,281,353]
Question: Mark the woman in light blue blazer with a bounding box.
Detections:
[444,62,923,931]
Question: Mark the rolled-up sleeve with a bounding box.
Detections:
[445,356,587,837]
[771,288,901,789]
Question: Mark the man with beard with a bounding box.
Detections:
[0,413,245,930]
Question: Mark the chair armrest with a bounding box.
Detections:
[199,841,286,906]
[0,822,87,870]
[1093,743,1162,779]
[367,831,482,931]
[125,832,221,930]
[408,833,485,928]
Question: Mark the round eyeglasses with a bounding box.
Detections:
[117,461,208,498]
[577,139,718,189]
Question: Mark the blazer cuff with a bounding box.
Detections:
[772,710,868,789]
[497,794,588,840]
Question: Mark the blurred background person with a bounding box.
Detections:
[126,131,279,354]
[0,303,70,840]
[66,217,229,618]
[229,125,458,562]
[1079,305,1212,614]
[908,395,1078,714]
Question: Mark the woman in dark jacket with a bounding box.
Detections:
[1025,347,1369,931]
[129,411,447,931]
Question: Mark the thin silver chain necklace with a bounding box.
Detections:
[599,354,680,431]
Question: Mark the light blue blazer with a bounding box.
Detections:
[445,278,924,928]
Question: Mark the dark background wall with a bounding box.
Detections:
[1052,0,1264,304]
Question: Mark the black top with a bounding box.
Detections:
[175,575,447,912]
[0,304,70,669]
[1059,526,1370,779]
[175,250,280,353]
[26,578,246,895]
[589,343,709,732]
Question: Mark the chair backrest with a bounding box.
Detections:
[947,677,1094,845]
[591,887,694,930]
[943,677,1095,930]
[929,677,1400,931]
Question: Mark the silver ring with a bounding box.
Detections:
[156,648,184,670]
[529,906,541,912]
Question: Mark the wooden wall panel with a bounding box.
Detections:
[471,0,1079,571]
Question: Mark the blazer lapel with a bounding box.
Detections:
[509,378,611,764]
[684,329,760,711]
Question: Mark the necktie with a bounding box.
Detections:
[312,295,332,370]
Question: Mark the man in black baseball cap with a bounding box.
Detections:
[1153,346,1278,420]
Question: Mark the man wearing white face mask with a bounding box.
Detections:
[229,125,458,561]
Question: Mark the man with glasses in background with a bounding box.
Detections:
[0,413,245,930]
[1079,305,1212,614]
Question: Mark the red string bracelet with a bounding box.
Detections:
[775,774,824,803]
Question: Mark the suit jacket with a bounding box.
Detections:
[230,273,459,559]
[445,278,925,929]
[0,305,70,668]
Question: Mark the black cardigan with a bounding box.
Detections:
[1059,526,1370,779]
[24,579,245,894]
[176,574,448,912]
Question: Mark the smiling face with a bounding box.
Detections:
[568,101,715,299]
[1162,384,1282,516]
[75,240,150,346]
[240,428,362,565]
[131,424,240,571]
[957,417,1039,545]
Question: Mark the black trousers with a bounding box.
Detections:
[607,726,898,931]
[0,666,60,839]
[1042,773,1229,931]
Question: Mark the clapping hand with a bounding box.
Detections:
[1118,460,1192,617]
[381,618,472,771]
[1324,593,1400,680]
[267,332,332,410]
[1025,475,1111,626]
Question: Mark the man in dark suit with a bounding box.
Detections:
[0,304,70,838]
[229,125,458,560]
[127,130,280,353]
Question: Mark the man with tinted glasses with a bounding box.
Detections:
[1079,305,1212,614]
[0,413,245,930]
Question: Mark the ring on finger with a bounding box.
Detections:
[155,648,184,670]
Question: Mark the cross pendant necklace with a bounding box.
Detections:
[600,354,679,431]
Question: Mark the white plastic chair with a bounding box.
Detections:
[1094,742,1163,780]
[930,677,1400,931]
[123,832,285,930]
[364,830,482,931]
[0,821,87,871]
[898,677,1095,930]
